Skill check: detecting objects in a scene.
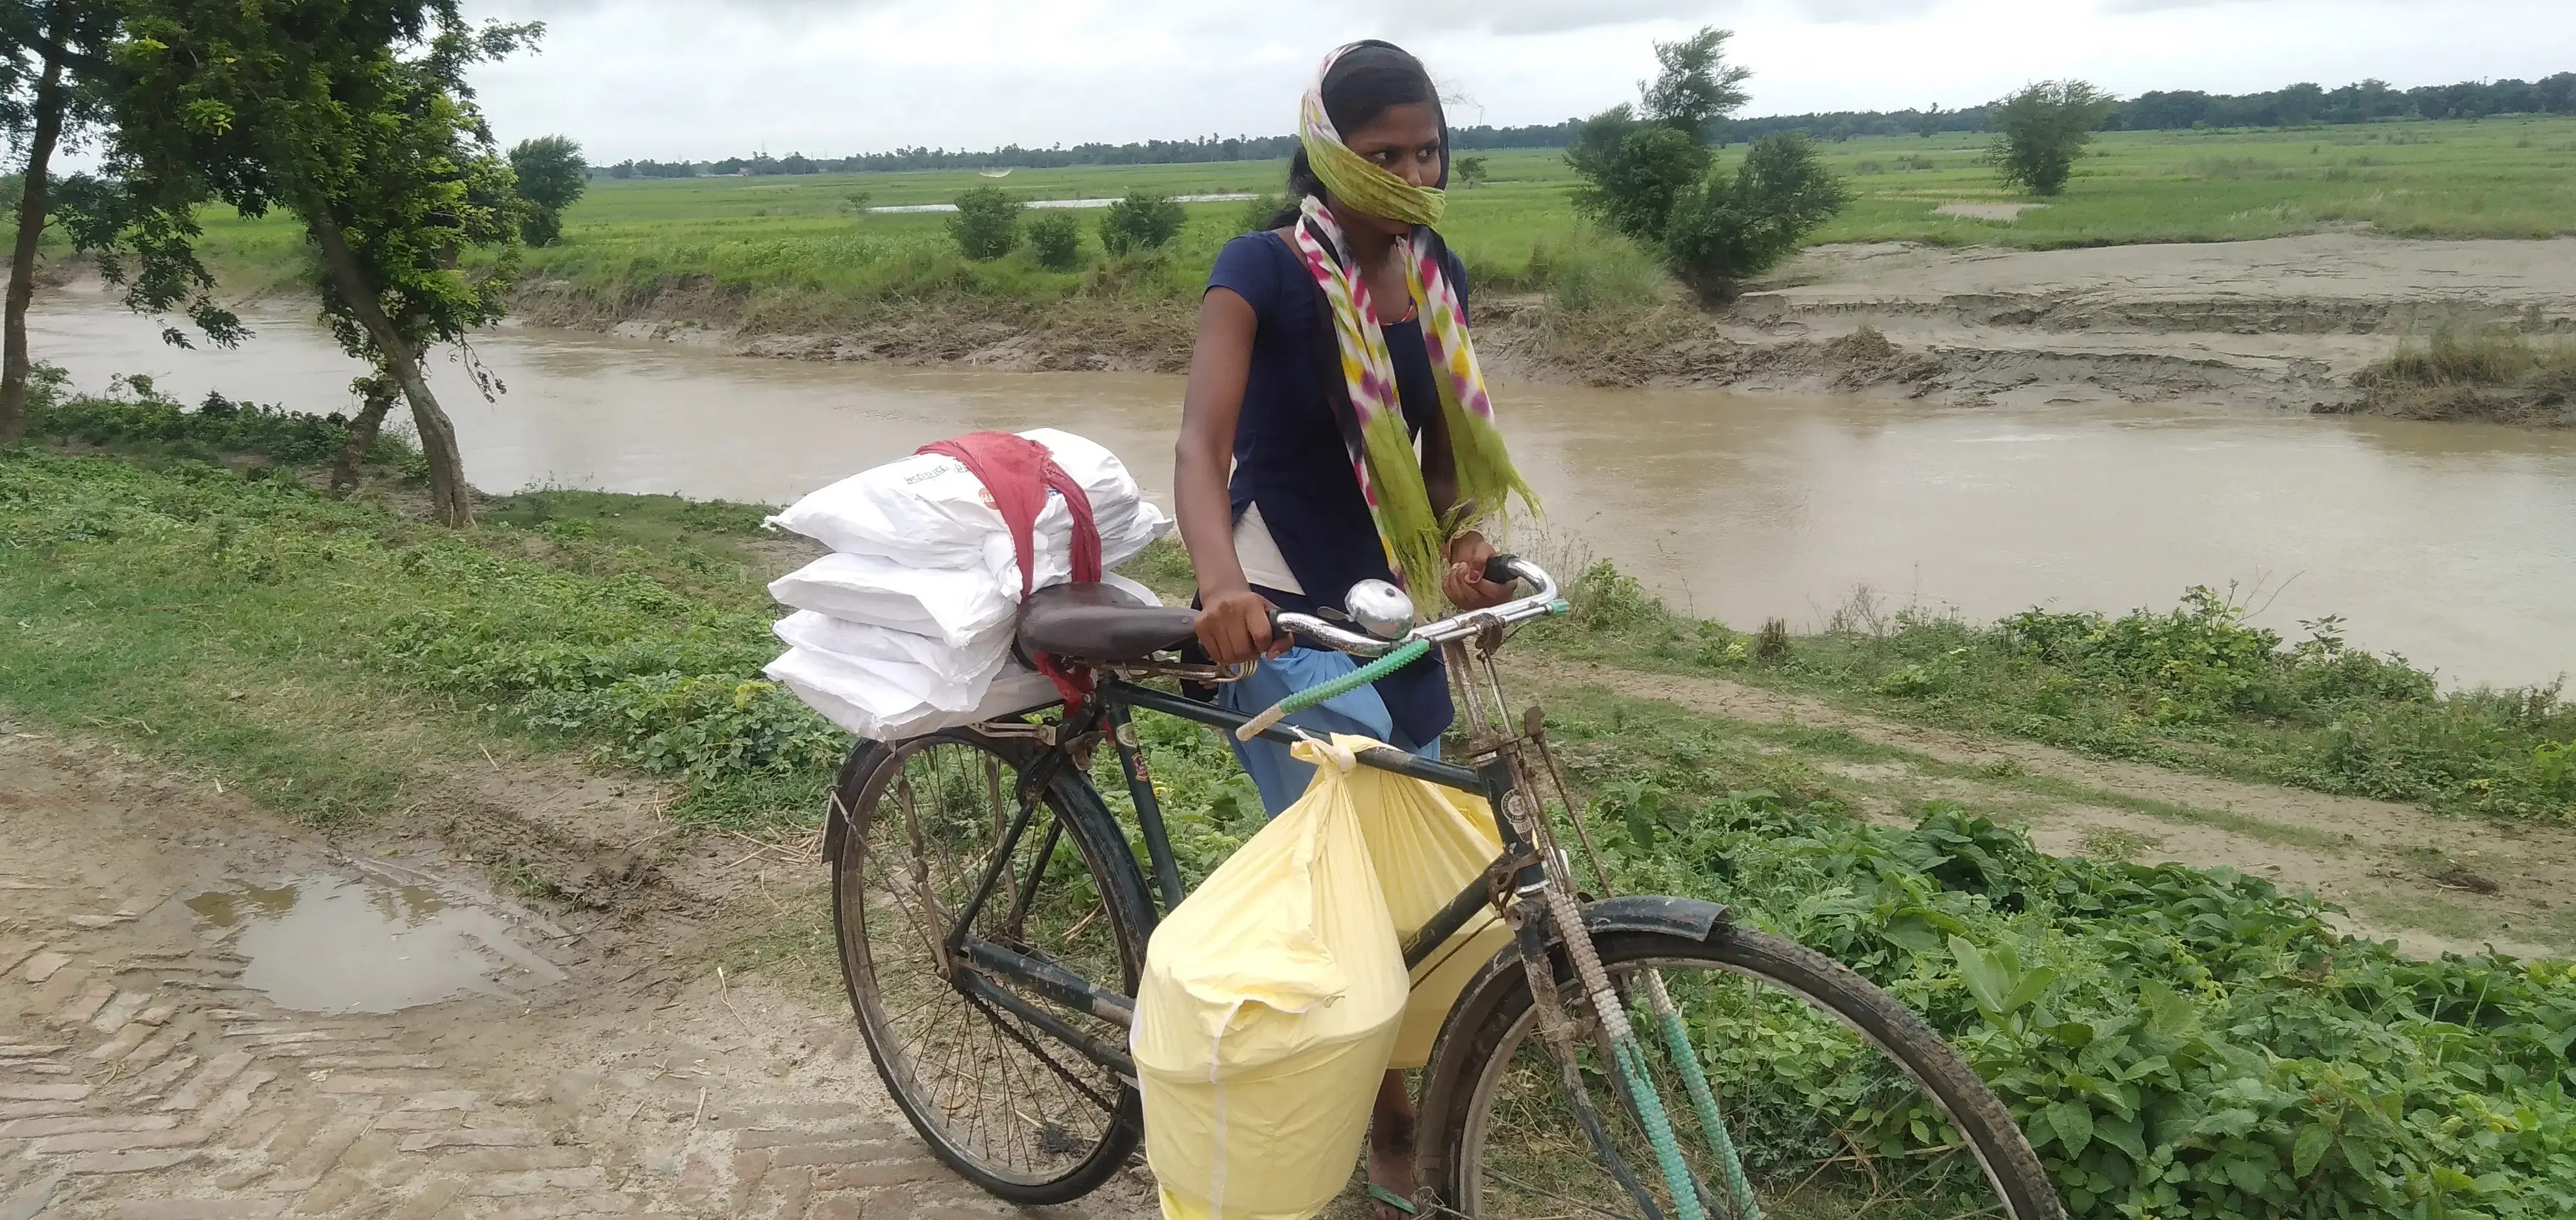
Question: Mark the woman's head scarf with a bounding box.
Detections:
[1289,42,1535,611]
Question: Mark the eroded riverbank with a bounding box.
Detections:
[503,232,2576,425]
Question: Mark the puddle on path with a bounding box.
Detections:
[185,869,566,1014]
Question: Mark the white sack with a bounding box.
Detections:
[772,612,1011,689]
[765,647,1061,741]
[767,553,1017,649]
[767,428,1166,567]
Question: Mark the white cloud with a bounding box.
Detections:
[456,0,2576,162]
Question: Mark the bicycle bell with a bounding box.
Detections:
[1344,578,1415,640]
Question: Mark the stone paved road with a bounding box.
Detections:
[0,731,1156,1220]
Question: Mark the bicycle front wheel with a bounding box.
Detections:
[1429,925,2063,1220]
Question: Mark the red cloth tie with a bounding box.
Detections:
[916,432,1102,707]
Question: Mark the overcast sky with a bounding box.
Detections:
[459,0,2576,162]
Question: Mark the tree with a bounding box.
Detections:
[1565,27,1850,307]
[1026,209,1081,271]
[946,185,1020,259]
[1568,120,1707,244]
[1663,132,1852,301]
[0,2,242,448]
[1989,80,2117,198]
[113,2,539,526]
[1097,190,1184,255]
[1453,154,1489,188]
[507,134,585,247]
[1637,27,1750,141]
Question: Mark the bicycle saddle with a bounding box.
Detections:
[1016,582,1199,664]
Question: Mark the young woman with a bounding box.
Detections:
[1172,40,1536,1216]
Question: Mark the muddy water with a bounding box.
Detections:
[30,290,2576,689]
[186,869,564,1013]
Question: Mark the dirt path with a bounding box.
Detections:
[1506,656,2576,961]
[0,728,1155,1220]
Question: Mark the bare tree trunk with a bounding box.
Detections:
[0,30,67,448]
[329,373,399,495]
[305,205,473,526]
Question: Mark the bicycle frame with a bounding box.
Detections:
[934,674,1545,1083]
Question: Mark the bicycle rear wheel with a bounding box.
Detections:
[830,730,1153,1204]
[1427,925,2063,1220]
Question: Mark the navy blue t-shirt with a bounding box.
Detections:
[1204,230,1470,747]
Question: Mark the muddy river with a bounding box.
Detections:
[30,291,2576,689]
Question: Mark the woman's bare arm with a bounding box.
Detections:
[1175,287,1277,663]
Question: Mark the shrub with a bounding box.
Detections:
[2357,327,2576,390]
[1026,211,1083,271]
[508,134,586,248]
[1568,118,1710,244]
[1098,190,1186,255]
[1754,617,1791,663]
[946,185,1023,261]
[27,370,411,470]
[1238,192,1287,233]
[1453,154,1489,188]
[1661,132,1852,300]
[1989,80,2117,197]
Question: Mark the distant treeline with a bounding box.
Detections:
[1723,72,2576,142]
[597,71,2576,178]
[599,121,1581,178]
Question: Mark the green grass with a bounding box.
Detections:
[7,413,2576,1218]
[1801,116,2576,248]
[2343,327,2576,422]
[179,116,2576,333]
[1538,563,2576,822]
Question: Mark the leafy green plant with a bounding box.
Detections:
[1569,120,1708,244]
[1026,211,1083,271]
[1238,192,1287,233]
[1661,131,1852,300]
[508,134,588,248]
[1098,190,1186,255]
[1566,560,1661,630]
[1990,81,2118,196]
[946,185,1023,260]
[27,370,412,471]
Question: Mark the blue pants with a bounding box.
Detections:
[1219,647,1441,817]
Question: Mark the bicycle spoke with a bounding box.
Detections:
[1461,951,2026,1220]
[837,735,1138,1195]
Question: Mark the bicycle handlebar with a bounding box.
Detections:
[1271,556,1565,660]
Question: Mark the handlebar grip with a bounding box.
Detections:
[1483,552,1522,586]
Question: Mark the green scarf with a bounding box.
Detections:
[1292,44,1535,611]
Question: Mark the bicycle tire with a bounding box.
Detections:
[1422,924,2065,1220]
[829,730,1155,1205]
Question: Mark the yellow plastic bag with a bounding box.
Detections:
[1340,755,1513,1071]
[1134,734,1513,1220]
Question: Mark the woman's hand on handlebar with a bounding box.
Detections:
[1443,531,1515,611]
[1196,585,1288,665]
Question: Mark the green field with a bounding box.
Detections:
[10,384,2576,1218]
[184,116,2576,336]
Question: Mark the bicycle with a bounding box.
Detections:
[821,557,2066,1220]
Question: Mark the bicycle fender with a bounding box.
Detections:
[820,740,892,864]
[1581,895,1730,942]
